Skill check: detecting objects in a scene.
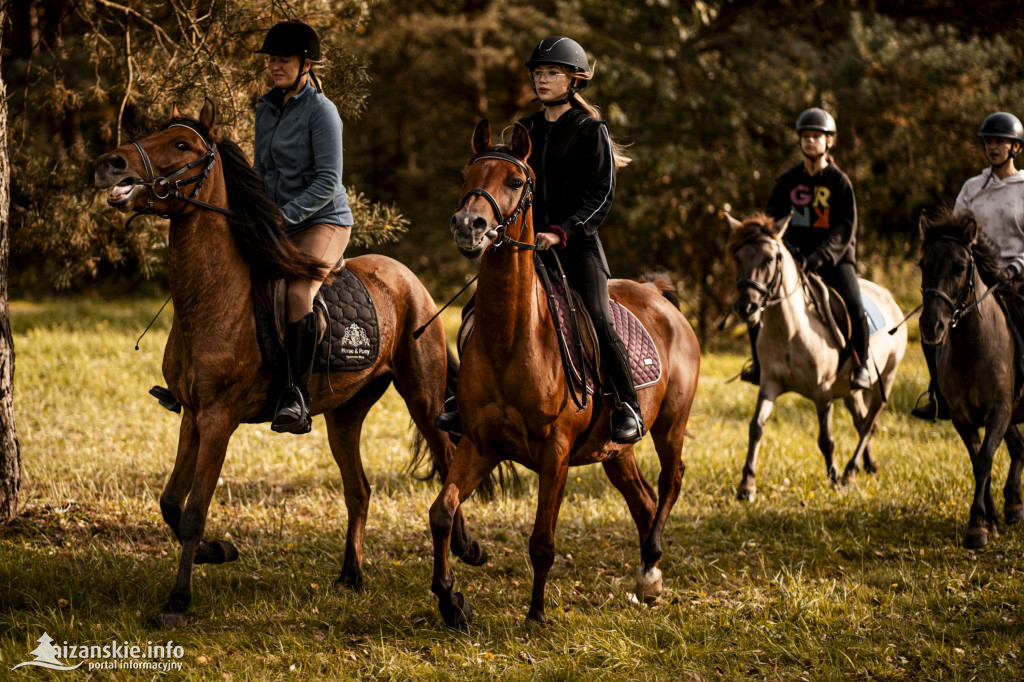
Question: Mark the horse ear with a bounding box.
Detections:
[774,211,793,239]
[964,215,979,245]
[472,120,492,154]
[199,97,216,129]
[169,101,181,119]
[725,213,743,231]
[510,122,531,162]
[917,210,929,242]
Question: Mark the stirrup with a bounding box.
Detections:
[149,385,182,413]
[272,386,311,434]
[737,359,760,386]
[611,403,645,445]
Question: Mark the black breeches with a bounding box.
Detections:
[818,261,869,364]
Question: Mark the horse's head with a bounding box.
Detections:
[94,99,220,215]
[451,120,533,258]
[726,212,793,325]
[918,210,982,345]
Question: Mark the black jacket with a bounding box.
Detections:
[766,161,858,266]
[518,108,616,273]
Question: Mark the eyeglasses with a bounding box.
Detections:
[530,69,567,83]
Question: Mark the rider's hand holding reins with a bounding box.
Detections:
[804,250,827,273]
[534,232,562,250]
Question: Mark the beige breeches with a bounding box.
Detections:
[288,223,351,322]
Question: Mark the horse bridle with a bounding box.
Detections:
[129,121,234,217]
[922,236,995,328]
[458,151,542,251]
[734,236,789,314]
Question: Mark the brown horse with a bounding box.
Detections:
[918,210,1024,549]
[94,99,487,627]
[428,120,700,627]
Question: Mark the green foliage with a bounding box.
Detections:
[3,298,1024,678]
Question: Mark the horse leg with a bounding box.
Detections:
[429,439,499,628]
[955,417,1005,549]
[815,399,839,485]
[526,449,570,624]
[160,409,238,627]
[601,452,659,601]
[322,377,390,592]
[159,411,200,541]
[737,390,777,501]
[1003,425,1024,524]
[391,352,486,567]
[841,388,885,485]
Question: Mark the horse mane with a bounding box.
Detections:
[921,209,1003,287]
[726,212,777,254]
[166,117,332,299]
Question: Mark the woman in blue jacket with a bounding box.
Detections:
[254,20,353,434]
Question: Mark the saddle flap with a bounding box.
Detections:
[805,273,849,349]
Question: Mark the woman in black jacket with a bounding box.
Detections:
[519,37,642,443]
[742,107,871,391]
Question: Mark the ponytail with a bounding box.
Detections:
[569,91,631,169]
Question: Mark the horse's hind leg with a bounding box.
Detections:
[815,399,839,485]
[737,390,777,501]
[161,408,238,627]
[430,439,499,628]
[601,451,659,600]
[841,388,885,485]
[323,376,391,592]
[1003,426,1024,524]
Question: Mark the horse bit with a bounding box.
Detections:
[922,236,996,328]
[458,151,542,251]
[129,121,234,218]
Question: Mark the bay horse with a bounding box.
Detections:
[727,213,906,499]
[918,210,1024,549]
[428,120,700,627]
[93,99,487,627]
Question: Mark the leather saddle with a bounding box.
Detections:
[804,272,851,350]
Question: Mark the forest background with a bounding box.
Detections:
[5,0,1024,340]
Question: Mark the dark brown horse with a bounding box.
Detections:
[94,99,486,626]
[918,210,1024,549]
[428,120,700,627]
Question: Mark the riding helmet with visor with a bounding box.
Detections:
[256,20,321,61]
[977,112,1024,144]
[526,36,589,90]
[795,108,837,135]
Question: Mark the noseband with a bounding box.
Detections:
[458,151,541,250]
[734,237,787,314]
[922,236,994,328]
[129,121,233,217]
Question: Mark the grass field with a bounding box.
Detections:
[2,297,1023,680]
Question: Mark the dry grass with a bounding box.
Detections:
[2,298,1023,680]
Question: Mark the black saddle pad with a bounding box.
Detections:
[315,268,380,371]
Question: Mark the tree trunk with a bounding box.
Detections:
[0,0,21,524]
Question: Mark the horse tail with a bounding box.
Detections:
[639,271,680,309]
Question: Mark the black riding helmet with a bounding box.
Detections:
[256,20,321,61]
[526,36,590,91]
[795,108,837,135]
[977,112,1024,144]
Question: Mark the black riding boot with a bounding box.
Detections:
[604,338,644,444]
[850,313,872,390]
[433,395,463,438]
[149,385,182,413]
[740,323,760,385]
[911,341,950,420]
[272,312,318,434]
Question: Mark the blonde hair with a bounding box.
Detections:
[560,64,631,169]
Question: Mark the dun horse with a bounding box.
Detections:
[918,210,1024,549]
[428,121,700,627]
[727,213,906,499]
[94,99,486,626]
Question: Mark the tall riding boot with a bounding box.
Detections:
[850,313,872,390]
[911,341,949,420]
[740,323,760,385]
[603,337,644,444]
[272,312,318,434]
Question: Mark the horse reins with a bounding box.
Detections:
[458,151,543,251]
[922,237,1000,328]
[129,121,235,219]
[733,237,800,314]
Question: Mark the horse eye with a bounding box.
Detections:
[951,263,965,274]
[175,141,190,152]
[509,178,524,189]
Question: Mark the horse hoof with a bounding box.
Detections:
[988,522,1000,540]
[334,568,363,592]
[736,487,756,502]
[1005,506,1024,524]
[864,462,879,475]
[439,592,473,629]
[155,609,191,629]
[457,541,489,567]
[963,527,988,550]
[194,540,239,565]
[526,607,548,625]
[635,566,663,602]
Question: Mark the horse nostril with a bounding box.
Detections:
[472,216,488,232]
[100,153,128,172]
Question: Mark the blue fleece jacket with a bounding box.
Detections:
[253,82,353,236]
